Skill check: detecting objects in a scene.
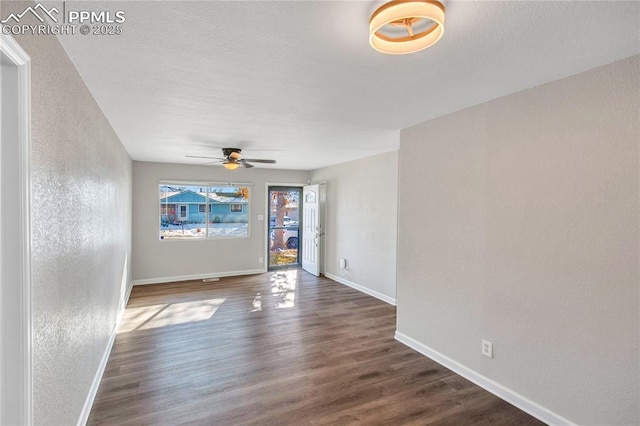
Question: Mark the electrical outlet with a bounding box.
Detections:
[482,339,493,358]
[258,256,263,264]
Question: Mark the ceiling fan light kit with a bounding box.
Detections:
[223,160,240,170]
[369,0,445,55]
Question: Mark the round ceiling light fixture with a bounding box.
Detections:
[369,0,445,55]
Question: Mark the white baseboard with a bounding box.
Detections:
[325,272,396,306]
[131,268,266,286]
[394,331,575,426]
[77,283,134,426]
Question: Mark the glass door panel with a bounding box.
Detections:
[268,186,301,269]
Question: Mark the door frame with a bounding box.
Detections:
[264,182,305,272]
[0,33,32,425]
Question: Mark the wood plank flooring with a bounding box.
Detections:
[88,270,544,425]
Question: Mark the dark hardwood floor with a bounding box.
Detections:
[88,270,544,425]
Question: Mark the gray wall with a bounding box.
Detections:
[132,161,308,282]
[5,1,134,424]
[310,151,398,303]
[397,55,639,424]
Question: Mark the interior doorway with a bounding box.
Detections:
[0,34,32,425]
[267,186,302,270]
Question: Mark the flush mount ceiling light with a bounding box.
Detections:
[369,0,445,55]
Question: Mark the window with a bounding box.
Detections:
[159,183,250,240]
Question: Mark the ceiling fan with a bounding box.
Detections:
[186,148,276,170]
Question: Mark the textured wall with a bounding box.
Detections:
[5,1,134,424]
[310,151,398,302]
[132,161,308,282]
[397,56,640,424]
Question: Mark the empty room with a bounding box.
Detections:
[0,0,638,425]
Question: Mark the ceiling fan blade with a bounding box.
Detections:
[241,161,254,168]
[242,158,276,164]
[186,155,224,160]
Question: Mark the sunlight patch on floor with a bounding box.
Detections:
[119,298,226,332]
[250,292,262,312]
[270,269,298,309]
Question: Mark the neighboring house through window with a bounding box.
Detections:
[159,183,250,240]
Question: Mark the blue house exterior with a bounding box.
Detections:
[160,189,249,224]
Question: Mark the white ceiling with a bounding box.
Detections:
[56,1,639,170]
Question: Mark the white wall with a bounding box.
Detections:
[311,151,398,304]
[7,1,134,423]
[132,161,309,282]
[397,55,639,425]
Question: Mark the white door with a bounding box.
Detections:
[302,184,322,276]
[177,204,188,221]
